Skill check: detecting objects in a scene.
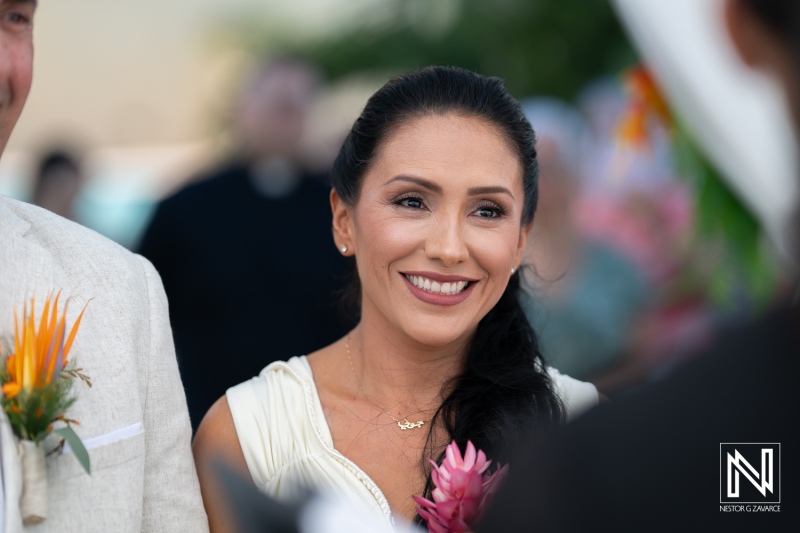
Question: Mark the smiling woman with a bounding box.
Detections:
[192,66,599,532]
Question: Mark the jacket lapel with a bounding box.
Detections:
[0,198,55,320]
[0,197,53,533]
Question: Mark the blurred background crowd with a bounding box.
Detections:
[1,0,790,429]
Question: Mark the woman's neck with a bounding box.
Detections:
[348,318,468,415]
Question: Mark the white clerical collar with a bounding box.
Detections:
[248,158,301,199]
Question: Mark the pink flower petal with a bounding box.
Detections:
[428,519,450,533]
[417,506,449,533]
[481,471,497,490]
[430,467,441,488]
[445,441,461,469]
[464,471,483,501]
[436,498,460,521]
[436,475,453,496]
[413,495,436,509]
[449,468,470,497]
[432,487,449,503]
[485,464,509,491]
[480,464,510,511]
[476,450,490,473]
[461,496,481,519]
[416,506,437,522]
[463,441,477,470]
[452,507,473,533]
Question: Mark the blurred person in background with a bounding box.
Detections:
[0,1,207,530]
[30,148,83,221]
[519,97,650,381]
[138,57,349,431]
[480,0,800,530]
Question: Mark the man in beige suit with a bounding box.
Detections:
[0,1,209,531]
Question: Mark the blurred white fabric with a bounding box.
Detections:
[300,495,422,533]
[612,0,798,257]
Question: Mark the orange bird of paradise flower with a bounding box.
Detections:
[2,293,89,400]
[617,65,673,148]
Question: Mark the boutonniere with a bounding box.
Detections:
[413,441,508,533]
[0,293,92,526]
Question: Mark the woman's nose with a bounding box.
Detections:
[424,216,469,267]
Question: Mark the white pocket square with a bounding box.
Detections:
[62,422,143,454]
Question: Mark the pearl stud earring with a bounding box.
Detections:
[340,244,348,253]
[511,266,516,274]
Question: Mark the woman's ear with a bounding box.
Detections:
[331,188,355,255]
[514,218,535,268]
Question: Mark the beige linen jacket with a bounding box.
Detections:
[0,195,209,532]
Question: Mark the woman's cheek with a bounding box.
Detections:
[358,207,425,261]
[466,224,519,273]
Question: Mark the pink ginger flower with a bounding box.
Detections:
[413,441,509,533]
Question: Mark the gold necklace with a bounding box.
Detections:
[345,336,432,431]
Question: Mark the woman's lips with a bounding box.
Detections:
[402,270,479,284]
[401,272,478,306]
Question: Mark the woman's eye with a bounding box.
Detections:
[475,205,502,218]
[397,197,424,209]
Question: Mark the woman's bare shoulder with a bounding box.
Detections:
[193,396,251,532]
[193,396,247,471]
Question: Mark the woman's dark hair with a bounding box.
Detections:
[330,66,565,519]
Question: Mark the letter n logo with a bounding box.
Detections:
[720,443,780,504]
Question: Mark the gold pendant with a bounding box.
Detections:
[397,419,425,430]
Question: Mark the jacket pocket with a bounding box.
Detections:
[46,424,145,480]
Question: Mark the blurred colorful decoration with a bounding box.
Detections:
[616,66,672,148]
[615,64,780,310]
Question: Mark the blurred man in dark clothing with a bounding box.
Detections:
[480,309,799,532]
[139,58,349,431]
[31,148,83,222]
[480,0,800,531]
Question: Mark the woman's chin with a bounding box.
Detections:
[400,320,474,350]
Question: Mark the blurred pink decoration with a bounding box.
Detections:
[573,184,693,285]
[413,441,508,533]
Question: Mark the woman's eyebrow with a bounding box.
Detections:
[385,176,515,200]
[384,175,443,193]
[467,186,515,200]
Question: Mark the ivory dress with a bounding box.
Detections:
[227,355,599,527]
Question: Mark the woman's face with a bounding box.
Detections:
[333,113,531,348]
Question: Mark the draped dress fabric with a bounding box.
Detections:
[227,356,599,527]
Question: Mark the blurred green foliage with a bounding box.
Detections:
[673,125,778,310]
[258,0,635,100]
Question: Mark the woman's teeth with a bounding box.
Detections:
[404,275,469,295]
